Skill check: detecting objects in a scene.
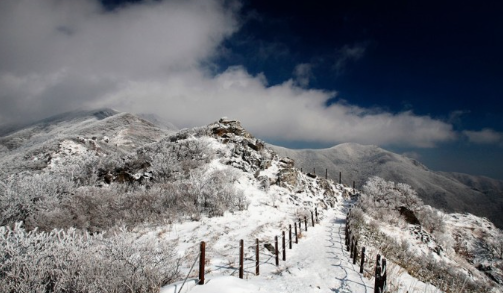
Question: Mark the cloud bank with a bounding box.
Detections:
[0,0,456,148]
[463,129,503,145]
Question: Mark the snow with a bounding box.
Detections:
[5,113,499,292]
[161,203,375,293]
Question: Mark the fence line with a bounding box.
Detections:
[194,207,320,285]
[297,168,360,189]
[177,249,201,293]
[182,180,369,290]
[345,207,388,292]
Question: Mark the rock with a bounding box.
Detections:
[260,160,272,170]
[104,172,113,184]
[279,157,294,168]
[278,169,298,189]
[477,264,502,284]
[211,118,252,139]
[258,175,270,191]
[264,243,275,254]
[398,206,421,225]
[247,140,264,151]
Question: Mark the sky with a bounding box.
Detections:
[0,0,502,179]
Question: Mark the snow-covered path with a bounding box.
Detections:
[265,202,373,293]
[163,201,374,293]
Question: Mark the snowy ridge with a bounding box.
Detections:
[271,143,503,229]
[0,109,171,175]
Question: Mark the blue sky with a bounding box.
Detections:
[223,0,502,131]
[0,0,502,179]
[219,0,503,178]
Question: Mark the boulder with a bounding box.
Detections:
[398,206,421,225]
[278,169,298,189]
[279,157,294,168]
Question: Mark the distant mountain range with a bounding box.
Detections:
[270,143,503,228]
[1,109,502,228]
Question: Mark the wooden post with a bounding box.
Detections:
[353,240,358,265]
[345,225,348,245]
[350,236,354,258]
[339,172,342,184]
[353,181,355,189]
[199,241,206,285]
[360,247,365,274]
[374,254,381,293]
[315,208,318,222]
[275,236,279,266]
[313,167,315,175]
[346,229,350,251]
[295,222,298,244]
[239,239,244,279]
[301,167,303,173]
[255,238,260,276]
[374,266,381,293]
[311,211,315,227]
[304,216,308,231]
[325,168,327,179]
[382,258,387,291]
[282,231,286,261]
[289,224,292,249]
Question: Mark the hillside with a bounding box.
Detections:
[271,143,503,228]
[0,108,176,175]
[1,110,501,292]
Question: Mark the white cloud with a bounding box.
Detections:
[0,0,238,120]
[0,0,456,148]
[463,128,503,145]
[97,66,456,147]
[293,63,313,87]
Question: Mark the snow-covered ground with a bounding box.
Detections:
[3,113,499,292]
[162,201,374,293]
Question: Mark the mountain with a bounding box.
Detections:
[0,108,174,175]
[1,110,501,291]
[136,113,179,132]
[270,143,503,228]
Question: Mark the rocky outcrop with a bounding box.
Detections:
[398,206,421,225]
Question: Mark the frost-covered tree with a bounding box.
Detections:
[361,176,423,211]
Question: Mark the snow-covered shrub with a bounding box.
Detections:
[416,205,446,233]
[0,173,74,228]
[0,223,181,292]
[27,165,248,232]
[433,229,454,254]
[348,206,365,238]
[146,136,216,181]
[186,167,247,217]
